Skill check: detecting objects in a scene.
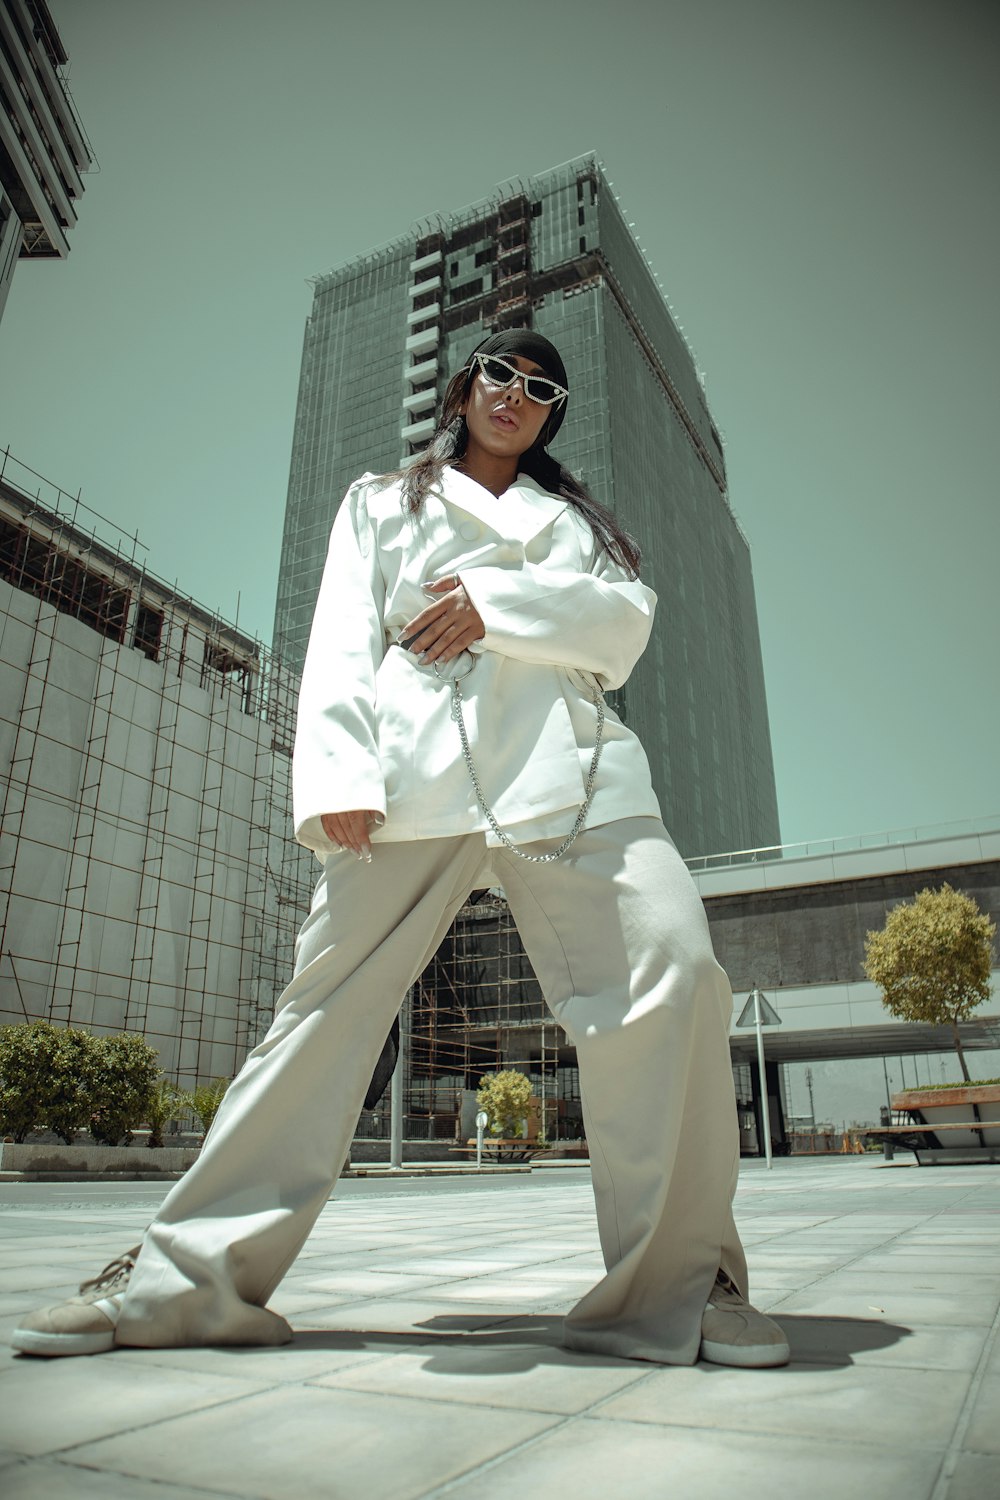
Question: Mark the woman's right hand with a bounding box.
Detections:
[321,810,382,862]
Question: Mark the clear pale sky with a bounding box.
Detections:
[1,0,997,851]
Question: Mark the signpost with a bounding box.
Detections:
[735,987,782,1170]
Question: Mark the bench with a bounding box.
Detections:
[864,1119,1000,1165]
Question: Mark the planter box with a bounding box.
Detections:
[892,1085,1000,1149]
[0,1142,200,1176]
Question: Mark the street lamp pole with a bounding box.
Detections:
[752,985,773,1171]
[389,988,409,1172]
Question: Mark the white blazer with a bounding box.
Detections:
[292,466,662,857]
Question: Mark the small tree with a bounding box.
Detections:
[184,1077,230,1144]
[144,1076,186,1148]
[864,883,996,1082]
[88,1033,160,1146]
[0,1021,93,1143]
[476,1069,534,1139]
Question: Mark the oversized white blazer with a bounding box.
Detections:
[292,465,662,858]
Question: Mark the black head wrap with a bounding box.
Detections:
[465,329,569,443]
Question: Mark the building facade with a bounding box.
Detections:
[274,154,779,859]
[0,0,91,326]
[0,453,315,1087]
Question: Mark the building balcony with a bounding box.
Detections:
[403,388,436,415]
[406,303,440,327]
[404,357,438,385]
[400,415,436,443]
[405,326,439,356]
[409,251,442,275]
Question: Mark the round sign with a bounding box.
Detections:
[475,1110,489,1130]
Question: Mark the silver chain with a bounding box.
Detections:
[449,668,605,863]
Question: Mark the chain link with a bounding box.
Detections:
[449,670,605,863]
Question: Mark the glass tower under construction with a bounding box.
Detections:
[273,155,781,1147]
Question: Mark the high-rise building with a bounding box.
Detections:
[274,153,779,858]
[0,0,92,327]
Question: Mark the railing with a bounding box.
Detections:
[354,1113,460,1142]
[685,815,1000,874]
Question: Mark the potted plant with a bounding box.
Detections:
[865,883,998,1150]
[475,1069,537,1161]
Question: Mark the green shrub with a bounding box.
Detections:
[144,1076,186,1148]
[184,1077,230,1143]
[0,1021,93,1143]
[88,1033,160,1146]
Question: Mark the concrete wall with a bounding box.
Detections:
[0,577,313,1088]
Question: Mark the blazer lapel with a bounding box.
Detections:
[435,468,568,546]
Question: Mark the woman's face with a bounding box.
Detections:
[461,354,552,461]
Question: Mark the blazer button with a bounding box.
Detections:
[459,522,480,540]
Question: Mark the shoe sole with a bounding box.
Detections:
[10,1328,116,1357]
[700,1336,790,1369]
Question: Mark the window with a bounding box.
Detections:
[134,603,164,661]
[449,277,483,305]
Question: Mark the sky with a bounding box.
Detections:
[1,0,997,851]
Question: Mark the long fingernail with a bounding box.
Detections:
[362,849,372,864]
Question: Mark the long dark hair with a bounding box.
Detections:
[378,364,642,579]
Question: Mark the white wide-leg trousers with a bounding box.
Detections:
[115,816,748,1365]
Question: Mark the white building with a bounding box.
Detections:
[0,453,313,1087]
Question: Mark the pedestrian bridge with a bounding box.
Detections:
[688,818,1000,1065]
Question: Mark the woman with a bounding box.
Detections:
[12,330,788,1368]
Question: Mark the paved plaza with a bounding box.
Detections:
[0,1156,998,1499]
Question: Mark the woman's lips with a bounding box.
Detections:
[490,408,518,430]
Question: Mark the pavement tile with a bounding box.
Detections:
[266,1288,355,1316]
[848,1252,1000,1274]
[806,1268,1000,1294]
[412,1277,571,1305]
[592,1361,971,1447]
[0,1457,232,1500]
[290,1269,454,1297]
[438,1415,945,1500]
[310,1340,650,1414]
[371,1255,535,1276]
[68,1384,559,1500]
[0,1357,274,1457]
[0,1268,86,1295]
[787,1316,989,1372]
[2,1158,998,1500]
[944,1451,1000,1500]
[110,1336,394,1384]
[285,1295,525,1334]
[962,1372,1000,1454]
[768,1286,999,1327]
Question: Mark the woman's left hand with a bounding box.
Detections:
[400,576,485,665]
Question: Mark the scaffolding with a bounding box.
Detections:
[355,892,582,1145]
[0,450,313,1087]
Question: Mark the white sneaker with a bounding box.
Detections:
[10,1246,142,1357]
[700,1269,790,1368]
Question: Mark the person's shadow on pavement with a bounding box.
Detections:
[251,1312,913,1373]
